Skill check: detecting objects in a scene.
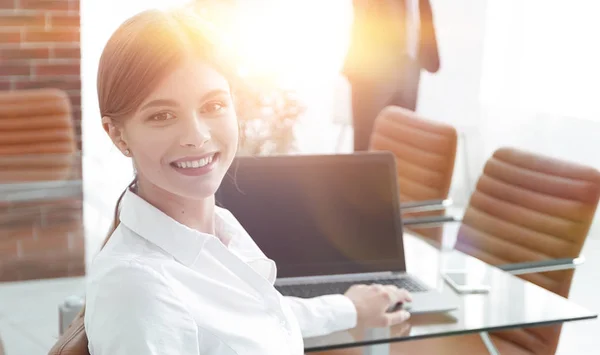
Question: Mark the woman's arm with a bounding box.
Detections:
[283,295,357,338]
[282,284,412,339]
[85,261,200,355]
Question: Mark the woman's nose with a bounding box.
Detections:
[178,113,211,148]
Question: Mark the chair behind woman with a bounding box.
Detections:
[369,106,458,245]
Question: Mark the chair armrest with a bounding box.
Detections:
[498,257,585,275]
[402,215,461,227]
[0,180,82,202]
[400,198,453,213]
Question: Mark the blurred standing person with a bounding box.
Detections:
[343,0,440,151]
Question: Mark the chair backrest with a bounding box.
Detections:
[456,147,600,354]
[0,88,76,183]
[369,105,457,244]
[48,313,89,355]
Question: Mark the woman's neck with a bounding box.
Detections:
[135,179,216,235]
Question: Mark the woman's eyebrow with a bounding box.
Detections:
[200,89,230,101]
[139,99,179,111]
[139,89,230,111]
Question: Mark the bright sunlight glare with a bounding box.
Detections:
[195,0,354,90]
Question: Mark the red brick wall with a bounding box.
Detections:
[0,0,83,282]
[0,0,81,132]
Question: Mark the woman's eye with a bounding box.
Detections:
[201,101,226,114]
[149,112,175,121]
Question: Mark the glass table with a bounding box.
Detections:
[303,232,597,354]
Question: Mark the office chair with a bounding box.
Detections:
[369,105,458,245]
[393,147,600,355]
[0,88,77,183]
[48,310,88,355]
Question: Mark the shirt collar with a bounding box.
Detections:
[120,188,210,266]
[119,188,274,278]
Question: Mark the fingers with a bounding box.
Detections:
[380,285,412,326]
[384,309,411,327]
[382,285,412,304]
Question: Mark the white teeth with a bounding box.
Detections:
[175,154,214,169]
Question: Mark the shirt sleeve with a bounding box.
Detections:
[85,260,200,355]
[283,294,358,338]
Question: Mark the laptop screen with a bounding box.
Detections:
[215,152,407,278]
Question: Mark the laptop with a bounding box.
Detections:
[216,151,457,314]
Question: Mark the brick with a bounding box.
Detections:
[2,250,82,281]
[23,29,79,43]
[18,263,71,280]
[68,260,85,276]
[40,205,82,226]
[68,230,84,251]
[52,46,79,59]
[0,241,18,258]
[36,220,82,239]
[19,232,69,255]
[0,30,21,43]
[0,225,35,243]
[0,0,16,9]
[0,47,49,60]
[13,77,80,90]
[18,0,70,11]
[41,209,82,226]
[49,13,78,28]
[0,79,10,90]
[0,13,45,27]
[0,63,31,76]
[34,62,79,76]
[0,210,41,228]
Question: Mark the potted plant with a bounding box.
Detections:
[234,87,305,156]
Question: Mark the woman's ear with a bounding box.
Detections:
[102,116,131,157]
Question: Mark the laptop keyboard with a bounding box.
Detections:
[275,276,429,299]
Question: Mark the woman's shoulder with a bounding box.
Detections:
[86,257,172,304]
[83,258,200,353]
[84,258,190,328]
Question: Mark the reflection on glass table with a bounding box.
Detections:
[0,153,84,282]
[303,232,597,355]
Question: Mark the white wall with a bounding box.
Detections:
[418,0,600,235]
[417,0,490,204]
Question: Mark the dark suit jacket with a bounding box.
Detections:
[343,0,440,81]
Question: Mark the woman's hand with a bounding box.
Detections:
[344,284,412,328]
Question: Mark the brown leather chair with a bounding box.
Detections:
[48,311,89,355]
[392,147,600,355]
[0,88,76,183]
[369,105,458,244]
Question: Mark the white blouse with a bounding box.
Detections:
[84,189,357,355]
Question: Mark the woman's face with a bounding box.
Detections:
[118,59,238,200]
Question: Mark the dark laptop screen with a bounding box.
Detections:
[215,152,406,278]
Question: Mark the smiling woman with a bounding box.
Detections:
[81,0,355,257]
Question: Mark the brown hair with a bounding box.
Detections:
[96,7,234,250]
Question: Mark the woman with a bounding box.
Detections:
[85,7,412,355]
